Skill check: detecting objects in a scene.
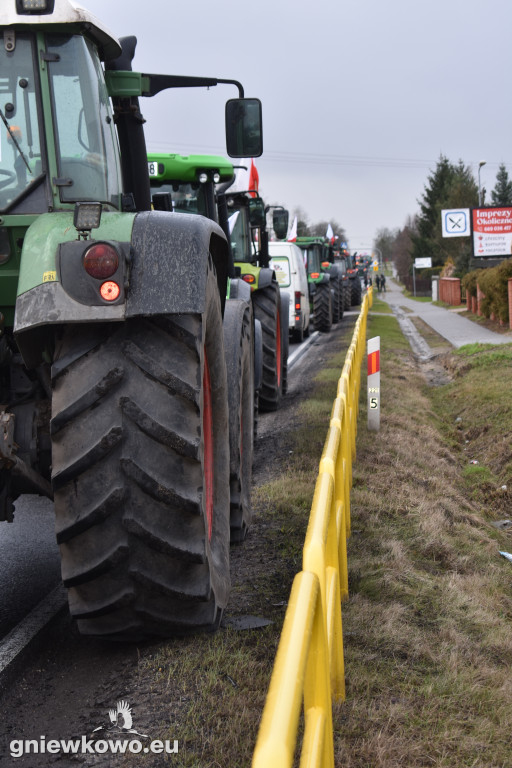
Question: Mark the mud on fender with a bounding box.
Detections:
[126,210,229,317]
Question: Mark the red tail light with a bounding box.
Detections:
[311,272,320,279]
[242,274,255,284]
[83,243,119,279]
[295,291,301,310]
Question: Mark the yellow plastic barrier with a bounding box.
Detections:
[251,572,333,768]
[252,294,370,768]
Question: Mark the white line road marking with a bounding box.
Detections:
[0,584,67,675]
[288,332,319,369]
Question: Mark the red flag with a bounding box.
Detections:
[248,159,259,198]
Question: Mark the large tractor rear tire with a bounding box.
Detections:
[280,291,289,396]
[351,277,362,306]
[343,280,351,311]
[51,259,230,640]
[253,318,262,438]
[223,299,254,543]
[330,273,343,324]
[252,281,282,412]
[313,282,332,333]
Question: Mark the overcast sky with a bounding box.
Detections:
[83,0,511,251]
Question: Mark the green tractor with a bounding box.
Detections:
[295,237,344,332]
[223,187,290,411]
[148,153,290,414]
[147,152,258,542]
[319,240,345,324]
[341,249,362,306]
[0,0,263,638]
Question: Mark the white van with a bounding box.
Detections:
[269,242,310,342]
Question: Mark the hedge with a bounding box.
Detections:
[463,258,512,322]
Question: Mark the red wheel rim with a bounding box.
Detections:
[203,353,214,540]
[276,308,282,387]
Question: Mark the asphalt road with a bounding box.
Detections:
[0,495,61,641]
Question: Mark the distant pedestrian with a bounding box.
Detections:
[380,273,386,292]
[376,274,381,292]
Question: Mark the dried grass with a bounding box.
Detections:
[338,317,512,768]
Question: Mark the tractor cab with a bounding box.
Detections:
[296,238,328,284]
[148,153,234,220]
[224,192,267,266]
[0,1,123,215]
[0,0,262,219]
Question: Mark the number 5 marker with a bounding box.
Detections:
[367,336,380,431]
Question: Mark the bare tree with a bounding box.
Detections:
[374,227,398,264]
[392,217,416,280]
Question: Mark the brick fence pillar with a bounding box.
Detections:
[509,278,512,329]
[440,277,461,306]
[477,283,484,316]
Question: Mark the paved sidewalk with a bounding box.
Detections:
[377,280,512,348]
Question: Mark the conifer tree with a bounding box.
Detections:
[490,163,512,206]
[412,157,477,271]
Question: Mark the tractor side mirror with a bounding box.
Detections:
[248,197,266,227]
[273,209,289,240]
[225,98,263,158]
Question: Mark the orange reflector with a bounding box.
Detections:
[295,303,301,310]
[242,274,255,284]
[321,261,330,268]
[100,281,120,301]
[368,350,380,375]
[311,272,320,279]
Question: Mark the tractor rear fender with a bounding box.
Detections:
[14,210,229,369]
[309,272,330,285]
[227,277,252,302]
[257,267,275,290]
[126,211,229,317]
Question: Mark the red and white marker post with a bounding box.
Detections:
[367,336,380,431]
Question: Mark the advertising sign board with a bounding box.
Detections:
[472,206,512,258]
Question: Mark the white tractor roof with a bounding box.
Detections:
[0,0,121,61]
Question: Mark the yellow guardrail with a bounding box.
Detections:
[252,289,371,768]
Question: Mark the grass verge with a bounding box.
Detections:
[369,296,393,314]
[409,316,452,354]
[337,314,512,768]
